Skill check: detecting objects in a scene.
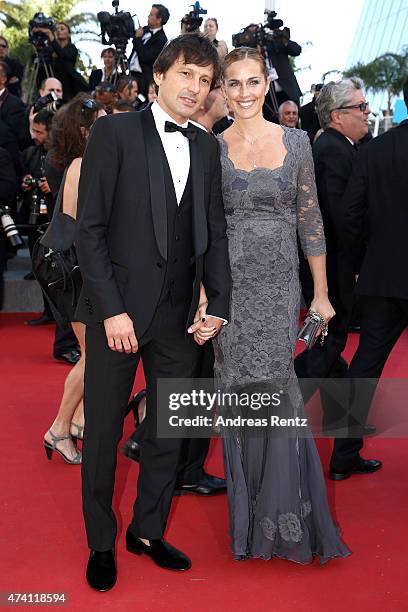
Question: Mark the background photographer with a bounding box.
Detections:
[0,36,24,98]
[264,19,302,108]
[28,77,63,136]
[203,18,228,60]
[31,20,87,102]
[129,4,169,96]
[93,81,117,114]
[20,109,54,325]
[89,48,116,91]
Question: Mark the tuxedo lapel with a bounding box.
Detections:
[141,108,167,261]
[189,128,208,257]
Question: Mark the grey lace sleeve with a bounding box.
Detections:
[296,131,326,257]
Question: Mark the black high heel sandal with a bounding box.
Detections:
[43,429,82,464]
[125,389,146,428]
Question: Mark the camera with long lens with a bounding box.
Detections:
[0,206,24,248]
[28,12,56,50]
[97,0,134,51]
[232,10,287,49]
[181,1,207,33]
[28,189,48,225]
[23,178,48,224]
[33,91,63,114]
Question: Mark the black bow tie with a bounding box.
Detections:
[164,121,197,141]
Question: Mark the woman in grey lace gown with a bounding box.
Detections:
[195,48,351,564]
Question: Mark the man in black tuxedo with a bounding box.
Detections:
[0,62,30,152]
[129,4,169,96]
[329,80,408,480]
[76,33,231,591]
[294,78,379,474]
[121,85,231,496]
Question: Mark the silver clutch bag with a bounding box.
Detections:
[297,310,328,350]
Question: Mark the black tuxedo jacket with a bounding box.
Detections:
[76,107,231,337]
[312,127,357,293]
[130,27,167,92]
[266,39,302,102]
[339,119,408,300]
[0,91,30,151]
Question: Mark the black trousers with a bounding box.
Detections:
[130,340,214,484]
[331,295,408,469]
[82,297,201,551]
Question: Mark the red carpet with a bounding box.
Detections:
[1,314,407,611]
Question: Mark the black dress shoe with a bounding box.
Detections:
[26,313,54,326]
[54,349,81,365]
[329,458,383,481]
[174,472,227,496]
[323,423,377,437]
[24,271,35,280]
[86,550,116,592]
[121,438,141,462]
[126,529,191,571]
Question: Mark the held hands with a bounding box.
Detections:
[104,313,138,354]
[187,301,223,346]
[135,27,144,38]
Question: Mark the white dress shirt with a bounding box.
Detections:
[151,101,190,205]
[151,103,228,326]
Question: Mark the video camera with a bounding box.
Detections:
[97,0,134,51]
[181,2,207,33]
[232,10,290,49]
[28,12,56,50]
[33,91,63,114]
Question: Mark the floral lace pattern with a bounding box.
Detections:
[215,129,351,565]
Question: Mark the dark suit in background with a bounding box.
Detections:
[4,56,24,97]
[76,108,231,549]
[331,119,408,469]
[0,90,30,151]
[0,146,18,308]
[266,37,302,104]
[295,128,357,431]
[129,27,167,96]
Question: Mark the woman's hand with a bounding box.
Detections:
[309,295,335,324]
[308,295,335,340]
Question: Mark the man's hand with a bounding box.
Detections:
[188,312,223,346]
[38,177,51,194]
[32,27,54,42]
[135,26,144,38]
[104,313,138,354]
[22,175,33,191]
